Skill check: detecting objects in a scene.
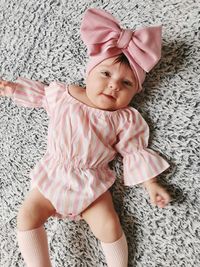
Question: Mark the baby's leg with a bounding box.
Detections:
[81,190,128,267]
[17,188,56,267]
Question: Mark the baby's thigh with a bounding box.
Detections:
[17,187,56,231]
[81,190,122,242]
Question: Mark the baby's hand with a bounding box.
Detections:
[0,80,16,96]
[0,80,15,89]
[143,180,171,208]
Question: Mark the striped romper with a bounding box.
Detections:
[1,77,170,221]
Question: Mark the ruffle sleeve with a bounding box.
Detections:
[0,77,67,117]
[114,107,170,186]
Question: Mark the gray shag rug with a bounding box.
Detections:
[0,0,199,266]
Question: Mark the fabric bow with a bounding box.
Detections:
[80,8,162,90]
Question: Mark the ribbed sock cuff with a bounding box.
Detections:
[100,231,128,267]
[17,225,52,267]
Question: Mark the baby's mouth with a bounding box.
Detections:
[102,94,116,100]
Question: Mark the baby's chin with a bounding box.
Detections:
[89,94,128,111]
[95,100,124,111]
[92,96,116,110]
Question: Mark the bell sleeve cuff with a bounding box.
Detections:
[122,147,170,186]
[114,107,170,187]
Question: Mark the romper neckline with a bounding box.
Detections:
[65,84,124,116]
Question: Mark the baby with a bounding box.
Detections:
[0,8,171,267]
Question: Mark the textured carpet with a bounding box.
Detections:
[0,0,199,266]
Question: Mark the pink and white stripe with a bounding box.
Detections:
[1,77,170,220]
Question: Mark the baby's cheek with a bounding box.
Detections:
[118,93,131,105]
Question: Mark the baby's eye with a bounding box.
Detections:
[123,80,132,86]
[101,71,110,77]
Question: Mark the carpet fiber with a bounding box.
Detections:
[0,0,199,266]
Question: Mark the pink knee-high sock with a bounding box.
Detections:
[17,225,52,267]
[100,231,128,267]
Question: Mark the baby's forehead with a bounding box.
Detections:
[98,58,127,70]
[98,59,136,79]
[98,57,119,67]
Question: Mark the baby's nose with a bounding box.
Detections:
[108,80,120,91]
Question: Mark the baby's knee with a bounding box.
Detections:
[17,191,55,231]
[17,202,43,231]
[93,213,122,242]
[104,213,122,235]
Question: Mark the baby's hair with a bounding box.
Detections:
[113,53,131,69]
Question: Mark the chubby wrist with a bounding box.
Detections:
[142,177,157,188]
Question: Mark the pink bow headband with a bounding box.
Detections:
[80,8,162,91]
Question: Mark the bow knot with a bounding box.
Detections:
[80,8,162,90]
[117,29,133,49]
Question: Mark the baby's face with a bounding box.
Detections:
[85,56,138,111]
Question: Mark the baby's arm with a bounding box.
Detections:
[0,77,51,112]
[142,178,171,208]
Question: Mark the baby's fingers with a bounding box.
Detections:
[0,80,16,96]
[159,189,172,203]
[0,80,8,85]
[0,80,15,90]
[156,193,171,208]
[153,198,165,207]
[0,80,9,89]
[156,195,166,206]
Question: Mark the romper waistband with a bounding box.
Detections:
[44,151,108,170]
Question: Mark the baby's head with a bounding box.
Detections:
[85,53,138,111]
[81,8,162,110]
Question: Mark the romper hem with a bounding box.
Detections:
[31,176,116,222]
